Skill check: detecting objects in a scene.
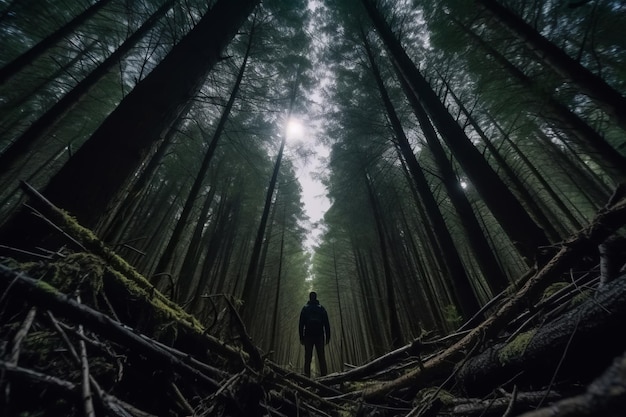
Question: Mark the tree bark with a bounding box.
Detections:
[457,273,626,395]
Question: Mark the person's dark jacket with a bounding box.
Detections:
[299,299,330,343]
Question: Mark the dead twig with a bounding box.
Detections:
[9,306,37,365]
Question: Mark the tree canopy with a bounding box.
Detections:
[0,0,625,416]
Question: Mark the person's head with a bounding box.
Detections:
[309,291,317,301]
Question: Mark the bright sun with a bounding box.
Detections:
[286,117,305,141]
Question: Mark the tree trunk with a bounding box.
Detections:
[387,57,509,296]
[240,136,285,318]
[152,25,254,281]
[0,0,260,249]
[455,16,626,183]
[0,0,179,184]
[188,195,236,315]
[269,203,286,353]
[175,186,217,304]
[442,81,562,242]
[457,273,626,395]
[361,30,483,315]
[488,113,584,233]
[0,0,114,84]
[478,0,626,134]
[364,173,405,349]
[332,242,347,367]
[240,68,299,318]
[362,0,550,264]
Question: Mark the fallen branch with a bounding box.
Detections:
[361,191,626,400]
[0,264,222,392]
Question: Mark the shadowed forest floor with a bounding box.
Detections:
[1,186,626,417]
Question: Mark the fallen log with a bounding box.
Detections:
[361,188,626,401]
[0,264,224,391]
[517,349,626,417]
[457,274,626,395]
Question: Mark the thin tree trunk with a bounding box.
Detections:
[0,0,178,183]
[269,203,286,353]
[488,114,584,232]
[361,31,483,315]
[382,51,508,296]
[0,0,113,84]
[0,39,98,115]
[364,173,404,349]
[442,81,562,242]
[332,242,347,368]
[240,69,299,318]
[241,136,284,318]
[188,195,235,315]
[455,16,626,182]
[175,186,217,304]
[361,0,550,264]
[152,24,254,280]
[478,0,626,133]
[0,0,260,249]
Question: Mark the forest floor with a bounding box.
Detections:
[1,185,626,417]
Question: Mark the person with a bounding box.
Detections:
[299,291,330,377]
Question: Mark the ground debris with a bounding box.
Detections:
[0,185,626,416]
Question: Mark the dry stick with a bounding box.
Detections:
[502,385,518,417]
[0,244,53,259]
[225,296,263,370]
[3,306,37,407]
[537,314,582,409]
[79,327,96,417]
[0,265,222,392]
[135,331,227,380]
[17,181,200,330]
[570,269,612,314]
[362,190,626,401]
[9,306,37,364]
[448,391,561,416]
[170,382,195,415]
[0,359,78,392]
[18,180,244,364]
[271,374,350,413]
[504,275,600,345]
[47,311,151,417]
[76,295,96,417]
[407,337,483,417]
[267,361,343,397]
[320,338,427,385]
[508,268,596,330]
[23,202,86,251]
[323,281,530,387]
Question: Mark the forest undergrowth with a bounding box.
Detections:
[1,183,626,417]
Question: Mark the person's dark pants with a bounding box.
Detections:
[303,335,327,377]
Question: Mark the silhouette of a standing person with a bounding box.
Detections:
[299,291,330,377]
